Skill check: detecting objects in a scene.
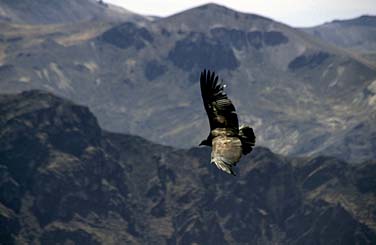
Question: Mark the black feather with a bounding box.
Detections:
[200,70,239,131]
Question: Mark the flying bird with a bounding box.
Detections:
[199,70,256,175]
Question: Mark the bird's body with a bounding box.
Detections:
[200,70,255,175]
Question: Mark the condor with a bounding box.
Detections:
[199,70,256,175]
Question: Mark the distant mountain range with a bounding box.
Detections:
[0,1,375,163]
[1,90,375,244]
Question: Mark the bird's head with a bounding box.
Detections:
[199,139,210,146]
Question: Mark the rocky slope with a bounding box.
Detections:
[0,3,376,162]
[0,0,145,24]
[303,15,376,64]
[1,90,375,244]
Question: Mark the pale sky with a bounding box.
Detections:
[105,0,376,27]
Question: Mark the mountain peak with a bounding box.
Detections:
[164,2,237,19]
[182,2,269,20]
[194,3,233,12]
[160,2,272,31]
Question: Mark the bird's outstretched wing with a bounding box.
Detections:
[200,70,239,132]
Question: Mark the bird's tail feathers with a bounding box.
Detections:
[239,125,256,155]
[211,157,236,176]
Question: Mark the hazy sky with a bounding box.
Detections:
[105,0,376,27]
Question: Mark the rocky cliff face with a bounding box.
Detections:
[1,91,375,244]
[1,3,376,162]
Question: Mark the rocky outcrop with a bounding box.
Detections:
[1,91,375,244]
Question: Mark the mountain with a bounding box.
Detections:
[0,0,145,24]
[303,15,376,64]
[1,3,376,162]
[1,90,375,244]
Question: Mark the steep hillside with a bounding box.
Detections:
[303,15,376,64]
[303,15,376,53]
[0,0,145,24]
[0,3,376,162]
[1,90,375,244]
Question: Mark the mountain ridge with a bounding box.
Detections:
[302,15,376,64]
[326,15,376,27]
[1,90,375,244]
[0,0,146,24]
[0,2,375,163]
